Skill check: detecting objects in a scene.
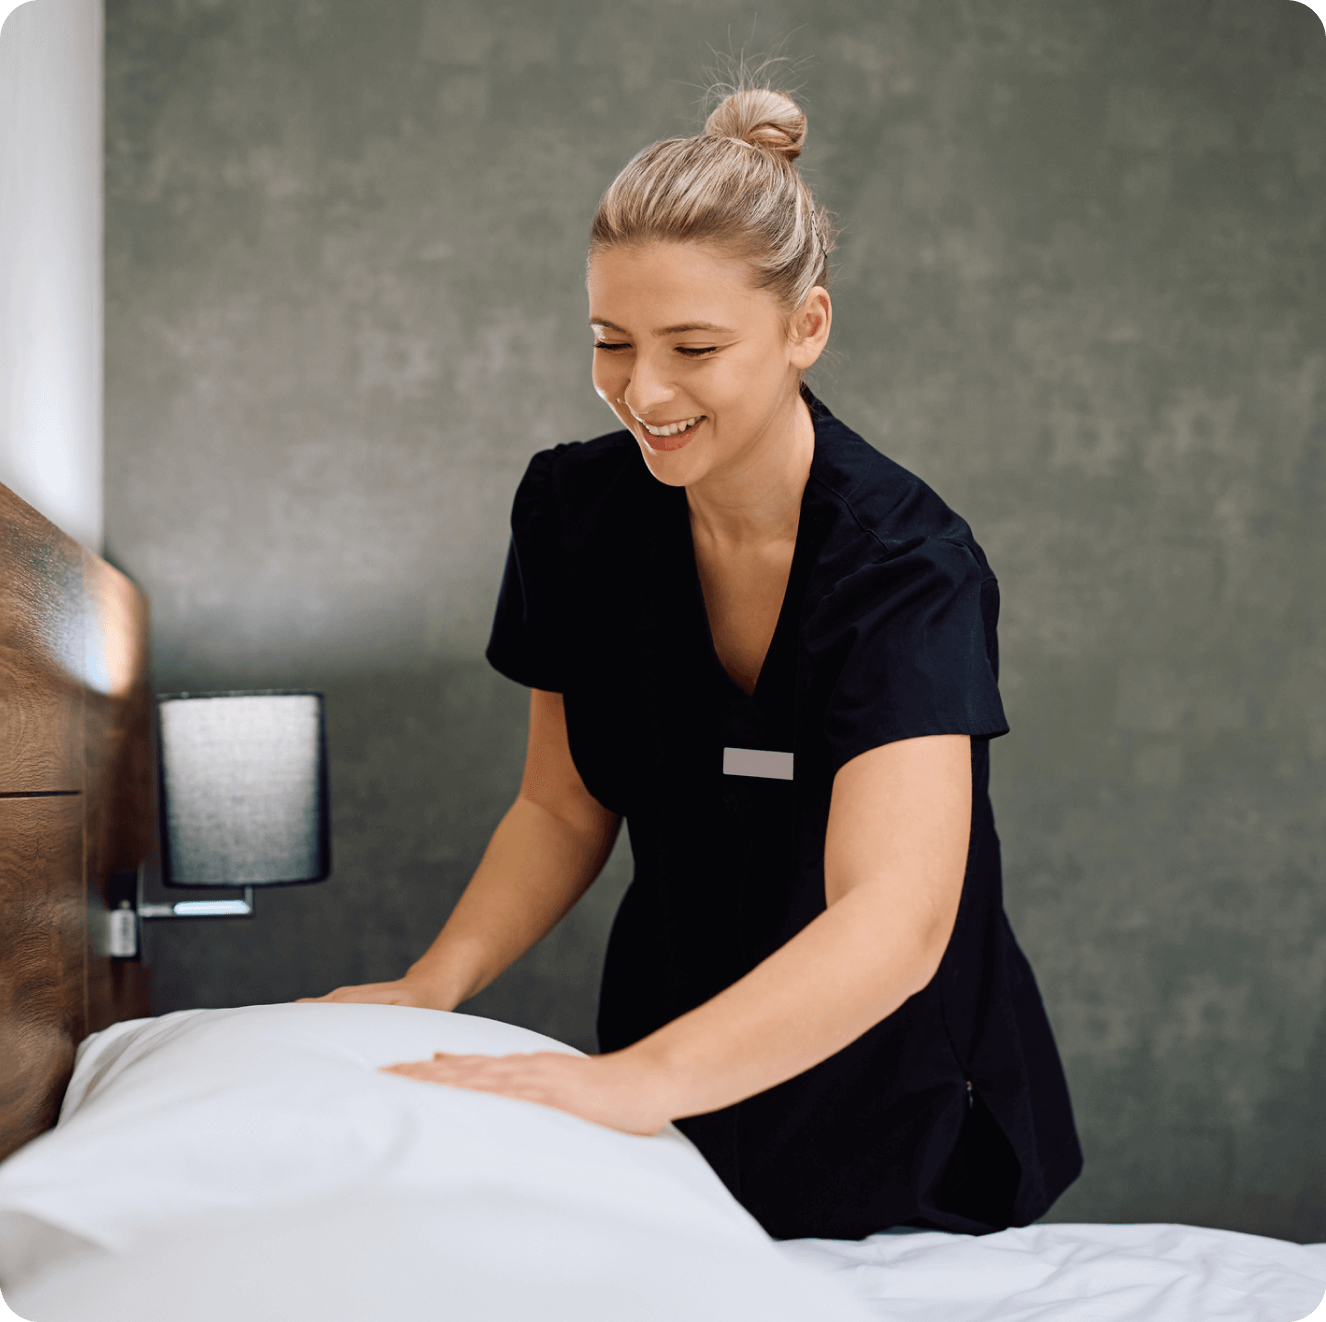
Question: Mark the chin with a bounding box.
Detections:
[636,441,704,487]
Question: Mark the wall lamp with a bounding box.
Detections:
[107,691,331,957]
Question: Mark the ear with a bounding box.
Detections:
[788,287,832,370]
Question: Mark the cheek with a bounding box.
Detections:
[591,355,621,397]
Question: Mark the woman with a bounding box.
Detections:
[302,85,1083,1241]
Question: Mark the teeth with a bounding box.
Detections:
[643,415,701,437]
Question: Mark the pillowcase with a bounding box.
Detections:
[0,1002,872,1322]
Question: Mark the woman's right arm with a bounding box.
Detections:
[298,689,622,1010]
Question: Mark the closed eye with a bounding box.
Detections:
[592,342,719,358]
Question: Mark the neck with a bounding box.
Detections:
[684,385,815,551]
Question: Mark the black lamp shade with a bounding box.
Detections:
[158,691,331,887]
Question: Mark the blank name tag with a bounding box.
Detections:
[723,747,794,780]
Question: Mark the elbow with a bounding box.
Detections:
[911,951,943,996]
[903,891,961,997]
[912,912,959,994]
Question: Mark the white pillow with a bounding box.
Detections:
[0,1002,872,1322]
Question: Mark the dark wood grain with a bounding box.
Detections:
[0,484,86,795]
[0,481,155,1162]
[0,797,86,1162]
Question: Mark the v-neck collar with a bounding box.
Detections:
[676,384,829,707]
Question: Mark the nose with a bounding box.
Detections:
[621,352,676,420]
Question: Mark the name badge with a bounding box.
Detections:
[723,747,794,780]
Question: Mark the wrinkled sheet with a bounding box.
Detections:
[7,1204,1323,1322]
[776,1221,1326,1321]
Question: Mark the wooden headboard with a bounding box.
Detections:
[1,481,154,1164]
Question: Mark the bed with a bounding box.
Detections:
[2,478,1324,1322]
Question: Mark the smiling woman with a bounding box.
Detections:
[587,86,830,486]
[303,77,1084,1243]
[587,242,825,466]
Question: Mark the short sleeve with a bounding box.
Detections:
[484,449,569,692]
[812,536,1010,775]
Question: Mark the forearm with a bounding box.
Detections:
[406,795,620,1009]
[622,882,944,1122]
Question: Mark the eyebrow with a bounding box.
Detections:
[589,318,736,336]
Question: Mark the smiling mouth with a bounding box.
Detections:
[637,414,706,440]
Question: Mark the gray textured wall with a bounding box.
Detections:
[105,0,1326,1240]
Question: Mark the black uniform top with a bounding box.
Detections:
[484,387,1083,1241]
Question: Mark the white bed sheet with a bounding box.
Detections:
[5,1221,1324,1322]
[776,1223,1326,1322]
[1,1003,1323,1322]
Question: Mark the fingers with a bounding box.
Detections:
[298,987,395,1005]
[379,1054,516,1087]
[380,1056,458,1076]
[294,982,434,1008]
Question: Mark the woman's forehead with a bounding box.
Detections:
[587,244,773,328]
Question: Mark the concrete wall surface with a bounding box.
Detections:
[105,0,1325,1239]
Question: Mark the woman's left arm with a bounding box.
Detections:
[382,733,972,1135]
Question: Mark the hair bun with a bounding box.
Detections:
[703,88,807,163]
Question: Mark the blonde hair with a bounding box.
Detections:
[588,86,836,319]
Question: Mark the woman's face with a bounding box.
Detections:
[587,242,829,488]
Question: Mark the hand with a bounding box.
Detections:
[296,976,450,1010]
[379,1049,673,1137]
